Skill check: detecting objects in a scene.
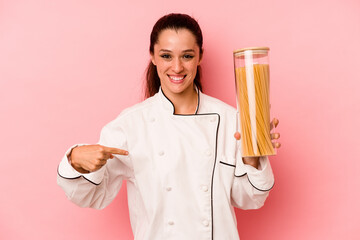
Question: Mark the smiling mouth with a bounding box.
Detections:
[168,75,186,82]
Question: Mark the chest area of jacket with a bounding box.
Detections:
[126,114,220,180]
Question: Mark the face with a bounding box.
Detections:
[151,28,202,97]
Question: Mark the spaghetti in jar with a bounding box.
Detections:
[233,47,276,157]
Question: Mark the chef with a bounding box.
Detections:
[57,13,281,240]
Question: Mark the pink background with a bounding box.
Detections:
[1,0,359,239]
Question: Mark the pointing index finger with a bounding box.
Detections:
[104,147,129,155]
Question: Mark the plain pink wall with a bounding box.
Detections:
[1,0,359,239]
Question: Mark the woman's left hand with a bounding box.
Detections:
[234,118,281,169]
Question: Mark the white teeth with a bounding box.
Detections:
[169,76,185,81]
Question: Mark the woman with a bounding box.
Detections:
[57,13,280,240]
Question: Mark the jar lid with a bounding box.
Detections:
[233,47,269,55]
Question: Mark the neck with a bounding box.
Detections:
[163,86,198,115]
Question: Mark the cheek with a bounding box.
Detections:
[156,61,170,73]
[188,62,199,73]
[156,64,170,80]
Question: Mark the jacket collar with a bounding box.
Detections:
[158,86,201,115]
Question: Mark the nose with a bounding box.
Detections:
[172,58,184,73]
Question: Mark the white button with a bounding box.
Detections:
[149,117,155,122]
[202,220,209,227]
[166,187,172,191]
[205,149,212,157]
[202,185,208,192]
[168,221,174,225]
[158,151,164,156]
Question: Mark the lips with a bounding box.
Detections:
[168,75,186,83]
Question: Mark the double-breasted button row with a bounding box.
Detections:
[167,220,209,227]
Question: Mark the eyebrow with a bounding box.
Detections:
[159,49,195,53]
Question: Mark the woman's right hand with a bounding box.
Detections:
[69,145,129,174]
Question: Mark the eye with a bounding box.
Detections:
[183,54,194,59]
[160,54,171,59]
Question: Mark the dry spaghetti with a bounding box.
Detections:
[235,64,275,157]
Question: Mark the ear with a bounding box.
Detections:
[150,53,156,66]
[198,49,204,65]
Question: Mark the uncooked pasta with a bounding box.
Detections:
[235,64,275,157]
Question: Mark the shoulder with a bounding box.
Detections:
[104,93,159,129]
[119,94,158,117]
[200,92,237,115]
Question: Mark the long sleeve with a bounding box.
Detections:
[230,145,275,210]
[57,121,133,209]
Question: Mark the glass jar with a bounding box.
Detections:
[233,47,276,157]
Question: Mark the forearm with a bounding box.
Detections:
[57,146,116,209]
[231,156,274,209]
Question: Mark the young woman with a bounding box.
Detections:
[57,13,281,240]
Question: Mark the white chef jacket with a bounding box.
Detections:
[57,88,275,240]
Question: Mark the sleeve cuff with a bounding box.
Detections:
[58,145,83,179]
[245,156,275,191]
[81,168,105,185]
[235,156,247,177]
[57,144,105,185]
